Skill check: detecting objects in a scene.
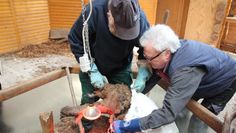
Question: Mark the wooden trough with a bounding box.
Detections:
[0,65,223,133]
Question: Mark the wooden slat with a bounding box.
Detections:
[0,43,18,50]
[0,48,18,54]
[0,0,19,54]
[48,0,83,29]
[139,0,158,25]
[15,0,50,48]
[0,0,50,54]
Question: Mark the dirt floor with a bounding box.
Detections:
[0,40,77,88]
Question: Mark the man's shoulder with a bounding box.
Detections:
[91,0,107,8]
[139,10,150,35]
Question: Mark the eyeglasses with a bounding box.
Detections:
[144,50,165,62]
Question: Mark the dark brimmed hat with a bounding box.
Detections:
[108,0,140,40]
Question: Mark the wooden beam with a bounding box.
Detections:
[0,68,66,101]
[39,111,54,133]
[187,100,223,132]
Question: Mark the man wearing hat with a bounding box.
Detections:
[68,0,150,131]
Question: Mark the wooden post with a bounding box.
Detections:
[39,111,54,133]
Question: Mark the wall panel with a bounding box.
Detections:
[0,0,50,54]
[0,0,19,53]
[48,0,83,29]
[184,0,226,45]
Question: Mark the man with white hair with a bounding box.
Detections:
[113,24,236,133]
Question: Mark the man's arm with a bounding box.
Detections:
[140,66,205,130]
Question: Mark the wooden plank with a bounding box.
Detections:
[14,0,47,4]
[0,38,18,43]
[0,44,18,50]
[48,3,82,7]
[0,47,18,54]
[14,6,49,10]
[226,17,236,23]
[14,10,49,15]
[0,69,66,101]
[49,9,82,13]
[139,0,158,25]
[221,43,236,53]
[48,0,82,29]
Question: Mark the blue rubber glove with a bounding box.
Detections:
[89,63,106,89]
[132,66,151,92]
[113,118,141,133]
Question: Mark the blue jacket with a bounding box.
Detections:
[68,0,149,76]
[168,40,236,98]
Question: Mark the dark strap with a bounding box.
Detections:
[142,73,161,94]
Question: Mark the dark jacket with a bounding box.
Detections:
[68,0,149,76]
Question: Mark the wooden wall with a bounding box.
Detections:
[139,0,158,25]
[184,0,227,46]
[155,0,189,38]
[48,0,158,29]
[0,0,50,54]
[0,1,19,53]
[0,0,157,54]
[48,0,83,29]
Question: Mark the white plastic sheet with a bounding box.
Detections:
[125,90,179,133]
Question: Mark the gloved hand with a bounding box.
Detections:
[132,66,151,92]
[113,118,141,133]
[89,63,106,89]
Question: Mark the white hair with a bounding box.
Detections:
[140,24,180,53]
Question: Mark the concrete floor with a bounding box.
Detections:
[1,75,81,133]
